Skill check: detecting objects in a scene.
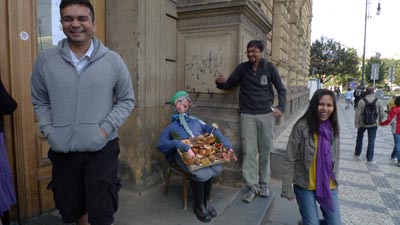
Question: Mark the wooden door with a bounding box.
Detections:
[0,0,105,222]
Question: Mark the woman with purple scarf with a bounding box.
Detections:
[281,89,342,225]
[0,79,17,225]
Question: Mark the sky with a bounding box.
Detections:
[311,0,400,59]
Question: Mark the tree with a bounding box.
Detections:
[382,58,400,85]
[310,36,359,84]
[364,55,386,87]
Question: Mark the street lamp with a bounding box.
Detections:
[360,0,381,90]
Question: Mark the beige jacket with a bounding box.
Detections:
[355,94,386,128]
[281,119,340,199]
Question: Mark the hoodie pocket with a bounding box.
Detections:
[46,125,73,151]
[75,123,108,151]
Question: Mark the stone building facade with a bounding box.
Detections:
[0,0,312,220]
[106,0,312,191]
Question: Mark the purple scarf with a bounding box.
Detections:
[316,120,336,213]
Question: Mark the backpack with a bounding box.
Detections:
[362,97,378,125]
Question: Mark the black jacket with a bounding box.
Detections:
[0,80,17,131]
[216,58,286,114]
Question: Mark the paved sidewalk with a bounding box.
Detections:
[26,183,274,225]
[23,97,400,225]
[263,98,400,225]
[337,100,400,225]
[114,183,273,225]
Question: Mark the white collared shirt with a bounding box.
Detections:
[70,40,94,73]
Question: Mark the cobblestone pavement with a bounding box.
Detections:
[269,98,400,225]
[338,100,400,225]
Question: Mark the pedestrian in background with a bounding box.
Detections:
[385,95,398,161]
[157,91,236,223]
[30,0,135,224]
[215,40,286,203]
[334,87,341,101]
[0,79,17,225]
[354,86,386,162]
[353,85,364,109]
[380,96,400,166]
[344,87,353,110]
[281,89,342,225]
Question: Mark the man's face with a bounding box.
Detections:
[246,47,262,64]
[61,4,95,48]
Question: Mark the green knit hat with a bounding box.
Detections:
[170,91,189,106]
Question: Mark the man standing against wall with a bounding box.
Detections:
[30,0,135,224]
[215,40,286,203]
[354,86,385,162]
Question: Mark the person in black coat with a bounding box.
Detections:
[0,79,17,225]
[353,85,365,109]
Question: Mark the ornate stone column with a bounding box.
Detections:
[176,0,272,185]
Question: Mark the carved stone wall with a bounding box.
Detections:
[271,0,311,122]
[105,0,313,190]
[175,0,312,186]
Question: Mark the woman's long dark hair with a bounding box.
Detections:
[300,89,339,137]
[395,96,400,106]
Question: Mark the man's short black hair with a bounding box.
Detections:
[60,0,95,22]
[247,40,264,52]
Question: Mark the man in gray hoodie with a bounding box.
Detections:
[30,1,135,225]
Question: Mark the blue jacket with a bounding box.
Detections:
[157,114,233,162]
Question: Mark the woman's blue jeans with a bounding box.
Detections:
[392,134,400,163]
[294,185,342,225]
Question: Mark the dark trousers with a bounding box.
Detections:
[355,127,377,161]
[48,138,120,225]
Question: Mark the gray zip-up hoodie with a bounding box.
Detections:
[31,37,135,153]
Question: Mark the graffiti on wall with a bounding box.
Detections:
[182,33,233,93]
[185,48,226,81]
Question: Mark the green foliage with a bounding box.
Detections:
[310,36,359,84]
[363,57,400,88]
[383,58,400,84]
[364,56,386,86]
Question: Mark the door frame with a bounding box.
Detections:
[0,0,105,221]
